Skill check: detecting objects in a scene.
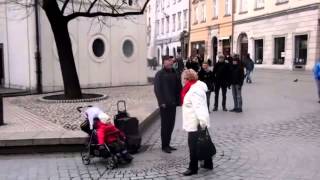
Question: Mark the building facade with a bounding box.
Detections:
[190,0,234,64]
[233,0,320,70]
[147,0,190,64]
[0,3,147,91]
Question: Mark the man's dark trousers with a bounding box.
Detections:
[188,131,212,172]
[160,105,176,148]
[214,83,227,109]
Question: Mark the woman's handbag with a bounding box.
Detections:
[196,126,217,160]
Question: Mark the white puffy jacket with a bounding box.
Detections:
[182,80,210,132]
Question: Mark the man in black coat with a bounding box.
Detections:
[229,56,245,113]
[154,55,182,153]
[198,62,214,110]
[212,55,230,111]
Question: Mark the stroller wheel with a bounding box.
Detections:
[82,155,91,165]
[106,155,118,169]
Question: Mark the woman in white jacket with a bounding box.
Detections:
[181,69,213,176]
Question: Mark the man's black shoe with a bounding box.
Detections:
[202,165,213,170]
[223,107,227,111]
[212,107,218,111]
[229,108,237,112]
[162,147,171,153]
[235,109,242,113]
[169,146,177,151]
[182,169,197,176]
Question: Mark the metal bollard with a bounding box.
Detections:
[0,95,3,125]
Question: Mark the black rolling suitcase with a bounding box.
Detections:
[114,100,141,153]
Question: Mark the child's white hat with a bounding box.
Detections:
[98,112,111,124]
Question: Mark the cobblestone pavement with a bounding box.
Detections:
[4,86,156,131]
[0,69,320,180]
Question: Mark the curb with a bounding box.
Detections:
[0,109,160,154]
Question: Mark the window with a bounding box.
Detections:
[240,0,248,12]
[156,20,160,35]
[294,35,308,65]
[161,18,164,34]
[156,0,159,11]
[194,6,198,24]
[254,39,263,64]
[212,0,218,18]
[172,14,176,32]
[122,40,134,58]
[92,38,105,57]
[173,0,176,5]
[200,3,206,23]
[255,0,264,9]
[166,16,170,33]
[183,10,188,29]
[225,0,231,15]
[178,12,182,30]
[274,37,285,64]
[167,0,170,7]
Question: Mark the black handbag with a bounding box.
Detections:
[196,127,217,160]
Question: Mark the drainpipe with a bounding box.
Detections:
[34,0,42,94]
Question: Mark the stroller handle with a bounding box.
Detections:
[76,105,93,113]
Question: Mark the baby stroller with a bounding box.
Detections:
[78,106,131,169]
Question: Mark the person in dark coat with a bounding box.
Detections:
[173,54,185,76]
[186,56,200,72]
[212,55,230,111]
[198,62,214,110]
[229,55,245,113]
[243,53,254,83]
[154,55,182,153]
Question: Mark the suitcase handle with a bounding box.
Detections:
[117,100,127,112]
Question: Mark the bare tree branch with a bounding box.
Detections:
[87,0,98,13]
[61,0,70,14]
[65,0,149,21]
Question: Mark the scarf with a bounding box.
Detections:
[180,80,196,105]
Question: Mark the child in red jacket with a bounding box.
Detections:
[96,112,133,163]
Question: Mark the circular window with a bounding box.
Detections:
[122,40,134,58]
[92,38,105,57]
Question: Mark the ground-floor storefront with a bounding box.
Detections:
[233,5,320,70]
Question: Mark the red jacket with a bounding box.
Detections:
[96,121,125,144]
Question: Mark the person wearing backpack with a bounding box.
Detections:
[313,59,320,103]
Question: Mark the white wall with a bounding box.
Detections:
[4,5,36,89]
[40,9,147,92]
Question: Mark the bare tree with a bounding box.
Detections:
[2,0,150,99]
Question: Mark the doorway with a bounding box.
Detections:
[0,44,4,86]
[238,33,248,61]
[212,37,218,64]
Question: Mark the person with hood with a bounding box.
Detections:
[181,69,212,176]
[313,59,320,103]
[154,55,182,153]
[229,55,245,113]
[212,55,230,111]
[95,112,133,163]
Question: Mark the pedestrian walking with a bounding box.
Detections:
[244,54,254,83]
[154,55,182,153]
[313,58,320,103]
[229,55,245,113]
[212,55,230,111]
[173,53,185,76]
[180,69,212,176]
[198,62,214,110]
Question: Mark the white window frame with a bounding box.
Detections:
[225,0,231,15]
[255,0,264,9]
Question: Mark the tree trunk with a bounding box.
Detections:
[42,1,82,99]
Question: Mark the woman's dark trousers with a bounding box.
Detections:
[160,105,176,149]
[188,131,213,172]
